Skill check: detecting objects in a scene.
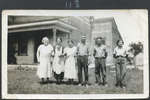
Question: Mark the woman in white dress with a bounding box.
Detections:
[36,37,53,84]
[52,37,65,84]
[64,39,77,84]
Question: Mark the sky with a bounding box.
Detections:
[93,10,148,47]
[6,10,148,47]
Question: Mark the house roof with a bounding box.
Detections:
[94,17,114,23]
[8,19,77,33]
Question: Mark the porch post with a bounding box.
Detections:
[53,28,57,46]
[68,30,72,39]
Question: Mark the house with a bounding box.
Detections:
[8,16,91,64]
[8,16,122,66]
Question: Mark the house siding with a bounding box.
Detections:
[15,38,34,64]
[68,17,91,45]
[92,18,122,65]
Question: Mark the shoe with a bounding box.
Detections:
[40,81,47,85]
[122,86,126,89]
[67,79,71,85]
[47,77,49,81]
[70,79,74,85]
[95,83,99,86]
[115,83,119,87]
[121,85,126,89]
[56,81,61,85]
[95,81,98,83]
[104,84,108,87]
[78,83,82,86]
[39,81,43,84]
[85,84,89,88]
[120,83,126,88]
[86,82,91,85]
[98,82,102,86]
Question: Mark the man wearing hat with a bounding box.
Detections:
[77,35,89,86]
[93,37,108,86]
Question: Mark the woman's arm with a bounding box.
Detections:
[36,46,40,63]
[51,46,55,57]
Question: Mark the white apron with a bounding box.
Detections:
[52,46,64,74]
[36,44,53,79]
[64,46,77,79]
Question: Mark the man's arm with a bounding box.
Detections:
[113,48,118,58]
[87,46,90,56]
[93,47,96,57]
[104,52,108,59]
[103,46,108,58]
[76,43,79,55]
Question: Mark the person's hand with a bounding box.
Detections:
[37,59,40,63]
[59,54,64,57]
[37,61,40,64]
[63,53,67,57]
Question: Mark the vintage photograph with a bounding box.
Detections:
[2,10,149,99]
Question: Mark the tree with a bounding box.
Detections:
[129,42,143,56]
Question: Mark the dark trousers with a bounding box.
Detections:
[115,57,126,85]
[54,72,64,81]
[95,58,107,84]
[77,56,88,84]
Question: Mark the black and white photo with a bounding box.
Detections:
[1,10,149,99]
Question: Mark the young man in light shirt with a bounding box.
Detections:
[93,37,108,86]
[77,35,89,87]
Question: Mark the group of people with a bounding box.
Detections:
[36,35,129,88]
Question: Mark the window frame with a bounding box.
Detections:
[18,38,28,56]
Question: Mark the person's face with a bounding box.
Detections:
[97,39,102,45]
[118,40,124,47]
[57,38,61,44]
[68,41,73,47]
[43,40,49,46]
[81,38,86,43]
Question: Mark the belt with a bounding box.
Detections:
[78,55,88,57]
[116,55,126,58]
[95,57,105,59]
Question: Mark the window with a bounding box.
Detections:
[18,39,28,56]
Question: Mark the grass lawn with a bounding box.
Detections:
[8,67,143,94]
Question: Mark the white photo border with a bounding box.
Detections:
[2,10,149,99]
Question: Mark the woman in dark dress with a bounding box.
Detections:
[52,37,65,84]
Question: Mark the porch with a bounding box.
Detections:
[8,20,77,64]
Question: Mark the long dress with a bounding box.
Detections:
[36,44,53,79]
[52,45,64,80]
[64,46,77,79]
